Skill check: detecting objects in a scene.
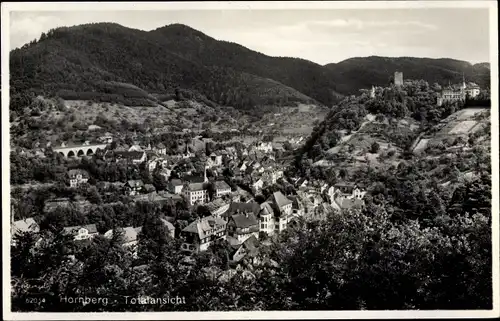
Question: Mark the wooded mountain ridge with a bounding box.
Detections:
[10,22,490,110]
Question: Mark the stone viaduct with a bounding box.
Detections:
[53,143,108,158]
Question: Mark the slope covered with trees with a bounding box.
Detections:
[11,23,489,113]
[10,23,317,112]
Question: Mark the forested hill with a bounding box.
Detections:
[149,24,340,106]
[9,23,318,111]
[326,56,490,95]
[10,23,490,111]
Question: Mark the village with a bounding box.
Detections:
[11,130,368,264]
[11,71,487,265]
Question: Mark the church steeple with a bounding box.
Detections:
[462,72,466,89]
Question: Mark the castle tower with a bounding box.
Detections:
[370,86,375,98]
[394,71,403,86]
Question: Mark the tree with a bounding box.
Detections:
[370,142,380,153]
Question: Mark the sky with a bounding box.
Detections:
[9,8,491,65]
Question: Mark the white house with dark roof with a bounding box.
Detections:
[259,191,293,236]
[67,169,89,188]
[270,191,293,216]
[180,216,227,252]
[214,180,231,198]
[154,143,167,155]
[168,179,184,194]
[124,180,145,196]
[227,210,259,244]
[62,224,98,241]
[104,226,142,248]
[183,182,208,206]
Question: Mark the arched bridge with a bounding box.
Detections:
[53,143,108,158]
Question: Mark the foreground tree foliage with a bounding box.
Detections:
[11,167,491,311]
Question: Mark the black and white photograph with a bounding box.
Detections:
[2,1,498,319]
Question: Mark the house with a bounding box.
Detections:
[252,178,264,193]
[229,235,260,263]
[288,195,305,217]
[259,202,278,236]
[147,159,159,172]
[255,142,273,153]
[11,218,40,236]
[205,198,230,217]
[227,210,260,245]
[332,197,365,211]
[67,169,89,188]
[168,179,184,194]
[154,143,167,155]
[270,191,293,216]
[104,226,142,247]
[143,184,156,194]
[214,180,232,198]
[124,180,145,196]
[128,144,143,152]
[207,152,223,167]
[183,182,208,206]
[62,224,99,241]
[222,202,261,222]
[109,150,147,164]
[98,133,113,144]
[239,161,248,172]
[297,192,316,215]
[465,82,481,98]
[43,197,72,213]
[160,218,176,239]
[259,191,293,236]
[11,218,40,246]
[295,177,308,188]
[180,216,227,252]
[329,183,366,203]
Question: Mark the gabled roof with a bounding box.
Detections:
[184,174,205,184]
[182,216,226,239]
[12,218,39,235]
[63,224,98,235]
[67,169,89,178]
[232,235,260,261]
[205,198,229,212]
[169,179,183,187]
[230,212,259,229]
[260,201,277,216]
[160,218,175,231]
[214,180,231,190]
[114,150,145,160]
[105,226,142,244]
[223,202,261,218]
[270,191,293,208]
[185,182,205,192]
[126,180,144,188]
